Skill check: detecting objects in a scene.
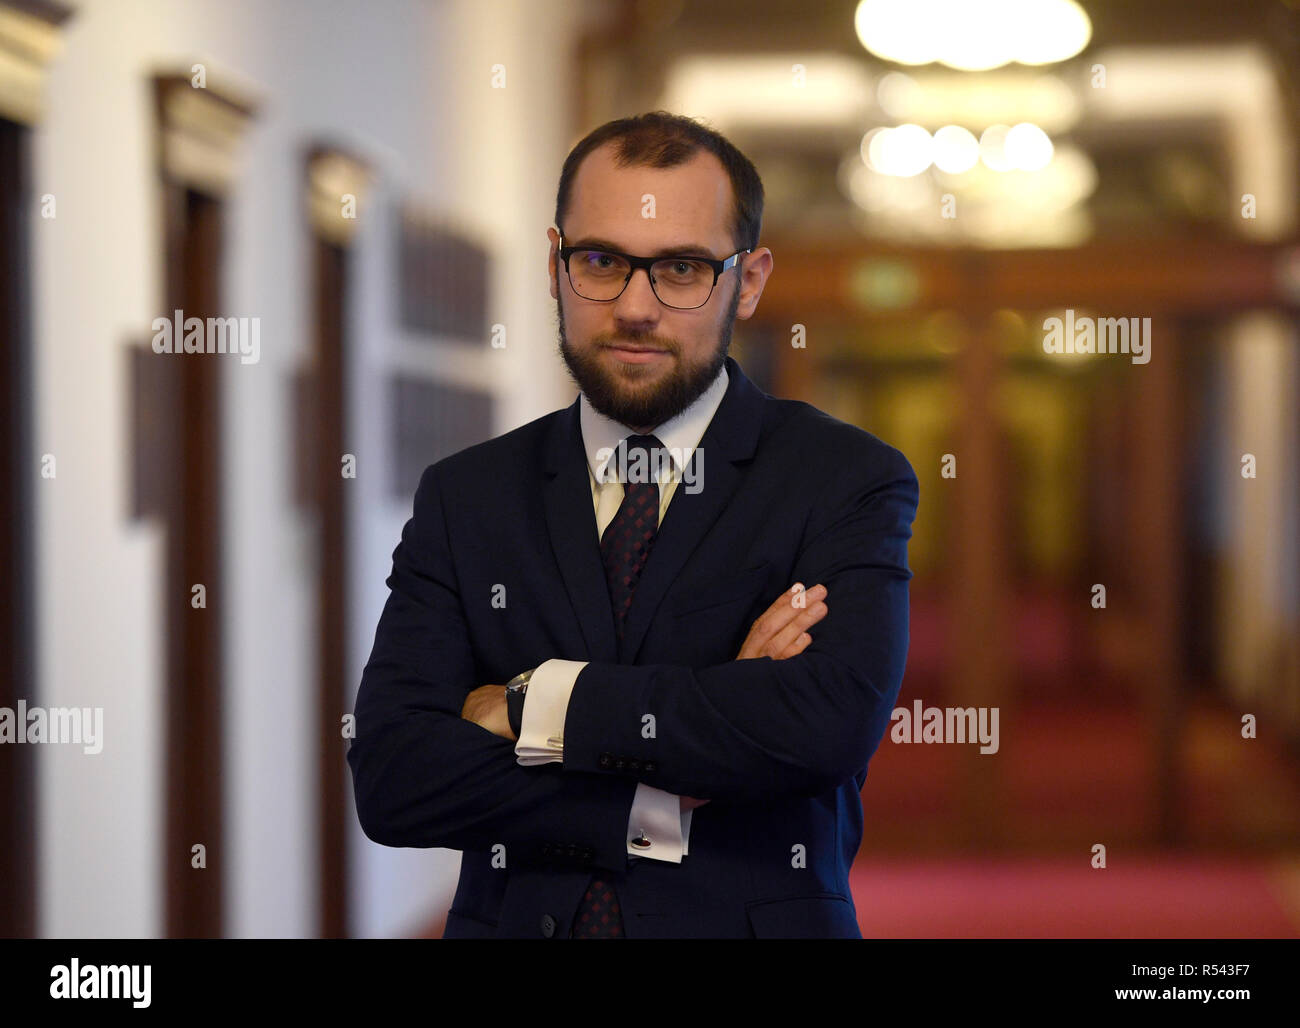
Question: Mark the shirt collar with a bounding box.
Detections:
[580,361,730,484]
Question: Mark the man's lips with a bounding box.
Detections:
[604,342,667,353]
[604,342,671,364]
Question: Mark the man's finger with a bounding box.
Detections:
[754,582,824,639]
[763,599,827,658]
[737,582,826,660]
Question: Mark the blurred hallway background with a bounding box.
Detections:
[2,0,1297,938]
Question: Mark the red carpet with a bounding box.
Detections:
[850,857,1300,937]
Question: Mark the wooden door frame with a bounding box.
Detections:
[0,0,74,940]
[150,73,254,936]
[304,147,369,937]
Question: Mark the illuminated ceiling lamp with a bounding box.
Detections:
[854,0,1092,70]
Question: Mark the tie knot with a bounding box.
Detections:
[611,433,667,485]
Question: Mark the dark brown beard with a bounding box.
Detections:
[556,284,738,430]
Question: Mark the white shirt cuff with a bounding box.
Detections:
[627,783,686,863]
[514,658,586,765]
[512,658,696,859]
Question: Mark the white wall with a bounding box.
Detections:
[33,0,591,937]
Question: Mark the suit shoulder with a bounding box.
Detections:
[761,395,916,483]
[407,405,569,497]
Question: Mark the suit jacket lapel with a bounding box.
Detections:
[542,355,765,665]
[543,399,619,663]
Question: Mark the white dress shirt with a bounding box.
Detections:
[514,361,731,863]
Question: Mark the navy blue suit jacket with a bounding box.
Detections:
[347,355,918,938]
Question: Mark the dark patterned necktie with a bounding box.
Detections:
[571,433,664,939]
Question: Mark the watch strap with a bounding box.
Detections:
[505,667,534,738]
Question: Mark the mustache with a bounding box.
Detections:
[597,336,677,352]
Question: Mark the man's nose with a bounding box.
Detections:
[614,265,661,317]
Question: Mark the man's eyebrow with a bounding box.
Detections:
[566,236,720,259]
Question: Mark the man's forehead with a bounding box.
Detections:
[565,144,732,246]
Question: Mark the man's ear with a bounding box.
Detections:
[547,227,560,300]
[735,246,773,320]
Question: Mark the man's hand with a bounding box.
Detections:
[460,684,516,741]
[735,582,828,661]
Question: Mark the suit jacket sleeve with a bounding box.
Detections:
[517,660,690,861]
[346,462,638,871]
[560,443,918,804]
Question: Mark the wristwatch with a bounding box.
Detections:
[505,667,536,738]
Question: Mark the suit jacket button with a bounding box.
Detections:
[643,761,656,773]
[614,758,625,770]
[541,843,553,856]
[598,754,612,769]
[541,914,557,938]
[628,758,641,770]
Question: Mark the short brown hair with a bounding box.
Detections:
[554,111,764,253]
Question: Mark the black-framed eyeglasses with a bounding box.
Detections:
[556,230,750,310]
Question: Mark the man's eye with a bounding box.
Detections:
[660,259,707,279]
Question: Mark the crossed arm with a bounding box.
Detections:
[460,579,833,814]
[347,447,917,866]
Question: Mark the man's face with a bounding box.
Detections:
[548,143,772,433]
